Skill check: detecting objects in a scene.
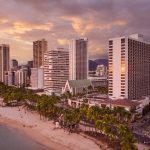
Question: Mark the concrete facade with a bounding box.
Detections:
[0,44,10,82]
[33,39,47,68]
[30,68,44,89]
[69,38,88,80]
[109,34,150,100]
[44,48,69,95]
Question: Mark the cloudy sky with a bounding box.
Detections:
[0,0,149,64]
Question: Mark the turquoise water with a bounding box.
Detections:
[0,124,51,150]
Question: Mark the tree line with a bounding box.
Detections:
[0,82,137,150]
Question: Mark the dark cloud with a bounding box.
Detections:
[0,0,149,63]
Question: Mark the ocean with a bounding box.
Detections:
[0,124,50,150]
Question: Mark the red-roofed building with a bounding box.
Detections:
[111,99,140,111]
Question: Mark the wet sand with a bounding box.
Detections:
[0,106,100,150]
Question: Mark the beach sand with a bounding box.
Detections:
[0,106,100,150]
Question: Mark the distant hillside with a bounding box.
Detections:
[94,59,108,67]
[89,59,108,71]
[89,60,97,71]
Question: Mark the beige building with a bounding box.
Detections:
[69,38,88,80]
[33,39,47,68]
[44,48,69,95]
[0,44,10,82]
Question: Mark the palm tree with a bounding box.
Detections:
[95,120,104,134]
[113,107,128,122]
[63,109,81,132]
[117,124,137,150]
[88,85,93,93]
[130,108,136,122]
[80,104,89,131]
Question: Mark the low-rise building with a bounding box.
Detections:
[62,79,92,95]
[68,98,85,108]
[111,99,140,111]
[67,94,150,115]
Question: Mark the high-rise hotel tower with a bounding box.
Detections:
[69,38,88,80]
[0,44,10,82]
[108,34,150,100]
[33,39,47,68]
[44,48,69,95]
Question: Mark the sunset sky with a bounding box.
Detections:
[0,0,149,64]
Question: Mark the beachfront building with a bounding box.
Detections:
[67,95,139,112]
[108,34,150,100]
[33,39,47,68]
[69,38,88,80]
[0,44,10,82]
[30,68,44,90]
[44,48,69,95]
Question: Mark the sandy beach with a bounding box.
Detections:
[0,106,100,150]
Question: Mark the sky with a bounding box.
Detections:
[0,0,150,64]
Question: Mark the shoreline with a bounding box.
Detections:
[0,106,100,150]
[0,117,71,150]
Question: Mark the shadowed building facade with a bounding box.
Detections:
[33,39,47,68]
[69,38,88,80]
[0,44,10,82]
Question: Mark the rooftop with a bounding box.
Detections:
[68,79,91,88]
[112,99,140,108]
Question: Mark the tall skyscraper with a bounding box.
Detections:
[108,34,150,100]
[0,44,10,82]
[33,39,47,68]
[69,38,88,80]
[44,48,69,95]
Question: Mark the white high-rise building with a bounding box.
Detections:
[69,38,88,80]
[30,68,44,90]
[44,48,69,95]
[15,69,27,87]
[108,34,150,100]
[0,44,10,82]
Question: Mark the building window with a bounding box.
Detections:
[109,40,113,45]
